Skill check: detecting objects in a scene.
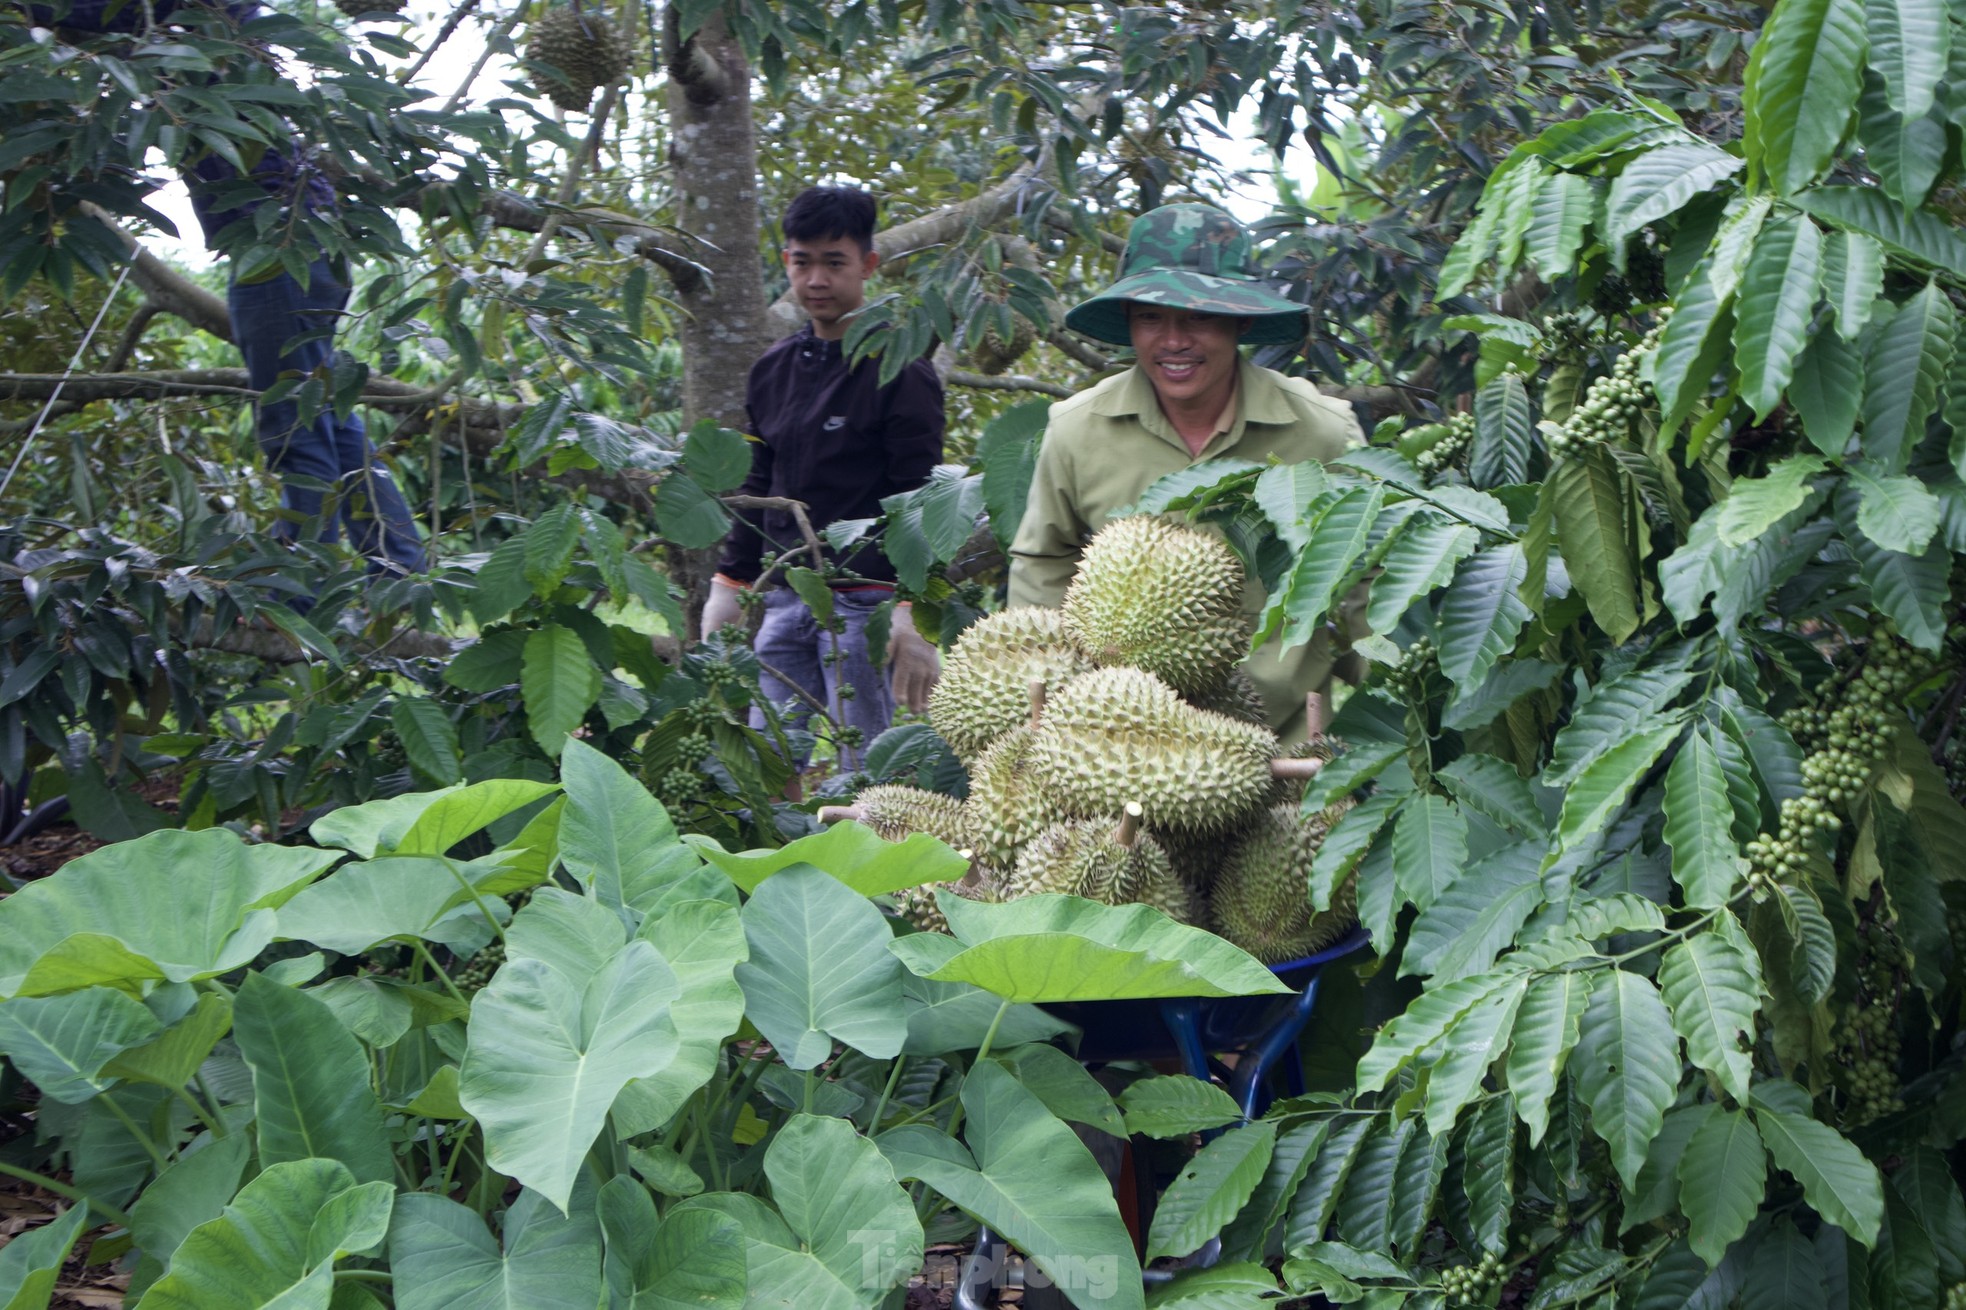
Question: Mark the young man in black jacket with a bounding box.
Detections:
[702,186,943,768]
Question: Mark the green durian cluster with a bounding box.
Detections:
[524,7,630,112]
[927,607,1090,759]
[1208,801,1359,963]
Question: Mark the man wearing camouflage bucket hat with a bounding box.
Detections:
[1008,203,1364,741]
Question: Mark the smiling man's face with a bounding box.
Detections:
[1126,303,1249,417]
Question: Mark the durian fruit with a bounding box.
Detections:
[524,7,630,112]
[962,725,1061,869]
[965,300,1038,375]
[929,607,1091,761]
[1061,515,1250,695]
[1186,665,1268,725]
[1209,801,1360,964]
[1004,805,1199,922]
[853,784,970,849]
[1028,667,1278,834]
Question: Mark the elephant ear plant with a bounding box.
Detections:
[0,734,1300,1309]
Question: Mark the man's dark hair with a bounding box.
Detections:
[782,186,877,253]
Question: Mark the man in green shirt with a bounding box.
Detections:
[1008,203,1364,739]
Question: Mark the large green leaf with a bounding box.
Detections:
[1848,464,1942,553]
[1433,544,1533,689]
[1605,143,1744,245]
[1836,484,1951,649]
[652,470,731,549]
[1677,1108,1767,1266]
[1525,171,1595,276]
[596,1180,746,1310]
[1551,447,1643,643]
[274,856,512,956]
[1423,974,1529,1134]
[1664,730,1749,907]
[0,830,333,998]
[1363,515,1479,634]
[0,988,159,1103]
[1334,1119,1411,1253]
[1743,1220,1827,1310]
[1867,0,1948,116]
[895,894,1291,1004]
[1253,460,1330,553]
[687,821,967,896]
[881,1061,1143,1310]
[1743,0,1868,193]
[556,737,702,912]
[898,974,1072,1056]
[1471,372,1532,488]
[1654,263,1736,440]
[1146,1120,1279,1262]
[387,1186,602,1310]
[610,898,749,1137]
[1505,970,1592,1145]
[125,1130,251,1298]
[737,865,908,1068]
[681,419,752,493]
[1752,1104,1884,1244]
[1796,186,1966,277]
[459,943,683,1210]
[0,1204,86,1310]
[1119,1075,1245,1138]
[309,779,560,859]
[1861,282,1956,471]
[1626,1103,1714,1232]
[1219,1119,1328,1263]
[1357,972,1515,1095]
[1735,213,1824,420]
[522,623,602,757]
[1888,1149,1966,1283]
[1659,928,1761,1101]
[135,1159,393,1310]
[1260,486,1384,651]
[992,1043,1126,1137]
[1788,323,1866,456]
[1858,77,1948,208]
[1434,754,1546,836]
[1402,841,1542,983]
[1717,454,1830,546]
[767,1114,924,1296]
[1548,663,1695,786]
[1555,718,1683,851]
[665,1193,859,1310]
[1822,229,1887,336]
[1390,793,1468,915]
[1573,970,1680,1188]
[232,972,394,1185]
[1281,1116,1375,1251]
[1461,1093,1516,1254]
[977,400,1049,541]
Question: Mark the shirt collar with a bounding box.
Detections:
[1093,356,1294,456]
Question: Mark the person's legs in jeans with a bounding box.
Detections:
[752,587,826,768]
[822,591,896,770]
[229,255,426,574]
[749,588,895,772]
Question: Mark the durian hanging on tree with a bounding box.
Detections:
[524,3,630,112]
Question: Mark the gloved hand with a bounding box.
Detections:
[887,605,940,713]
[700,576,746,639]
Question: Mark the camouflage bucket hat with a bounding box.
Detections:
[1063,203,1310,348]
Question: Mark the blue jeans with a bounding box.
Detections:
[751,587,895,771]
[229,257,427,574]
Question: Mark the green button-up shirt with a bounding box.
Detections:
[1007,357,1364,739]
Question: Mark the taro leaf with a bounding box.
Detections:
[767,1114,925,1295]
[275,856,512,956]
[1743,0,1867,194]
[893,894,1291,1003]
[1751,1105,1884,1244]
[595,1177,746,1309]
[1505,970,1592,1145]
[233,972,394,1185]
[459,944,684,1211]
[125,1132,251,1299]
[736,865,909,1068]
[1572,970,1680,1189]
[1659,929,1762,1102]
[523,624,602,757]
[557,737,702,913]
[900,975,1073,1056]
[505,887,627,980]
[387,1185,602,1310]
[1678,1108,1766,1267]
[0,829,335,999]
[309,778,560,859]
[0,1204,86,1310]
[134,1159,394,1310]
[880,1061,1144,1310]
[610,898,749,1137]
[991,1043,1126,1137]
[1147,1121,1280,1261]
[0,988,159,1103]
[1120,1076,1244,1138]
[665,1192,859,1310]
[103,992,232,1090]
[687,821,967,896]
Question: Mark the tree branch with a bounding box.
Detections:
[945,368,1073,398]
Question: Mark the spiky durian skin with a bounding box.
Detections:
[1061,516,1251,695]
[525,8,629,111]
[1124,846,1202,924]
[928,607,1092,760]
[1186,665,1268,725]
[854,785,970,848]
[1004,818,1136,903]
[1210,801,1360,963]
[961,726,1061,869]
[1028,668,1277,834]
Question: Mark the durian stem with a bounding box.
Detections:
[818,804,863,824]
[1114,802,1142,849]
[1305,691,1328,741]
[1270,757,1326,779]
[1027,677,1046,727]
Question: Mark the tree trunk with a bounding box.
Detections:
[665,7,776,638]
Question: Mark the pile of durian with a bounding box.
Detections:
[826,515,1359,965]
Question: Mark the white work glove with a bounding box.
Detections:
[700,576,746,639]
[887,606,940,713]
